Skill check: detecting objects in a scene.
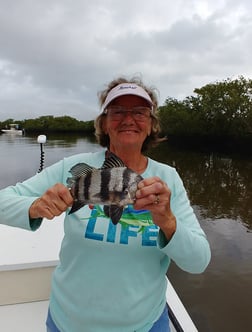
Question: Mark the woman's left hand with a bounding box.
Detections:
[134,176,176,241]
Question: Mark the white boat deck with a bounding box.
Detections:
[0,300,49,332]
[0,286,184,332]
[0,216,197,331]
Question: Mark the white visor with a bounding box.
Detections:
[102,83,153,112]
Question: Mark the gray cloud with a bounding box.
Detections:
[0,0,252,120]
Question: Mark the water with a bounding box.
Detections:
[0,133,102,188]
[150,144,252,331]
[1,133,252,331]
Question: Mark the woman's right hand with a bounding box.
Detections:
[29,183,73,220]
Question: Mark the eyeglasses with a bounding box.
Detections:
[104,106,152,121]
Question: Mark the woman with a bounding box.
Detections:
[0,77,211,332]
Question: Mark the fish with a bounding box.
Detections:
[67,152,143,225]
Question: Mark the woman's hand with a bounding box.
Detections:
[29,183,73,220]
[134,177,176,241]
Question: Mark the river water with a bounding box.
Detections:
[0,133,251,331]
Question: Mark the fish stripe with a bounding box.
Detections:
[122,168,131,192]
[84,172,92,200]
[100,169,110,201]
[75,178,81,200]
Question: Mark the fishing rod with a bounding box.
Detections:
[37,135,47,173]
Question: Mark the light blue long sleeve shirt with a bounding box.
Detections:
[0,150,211,332]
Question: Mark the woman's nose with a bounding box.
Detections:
[122,110,135,120]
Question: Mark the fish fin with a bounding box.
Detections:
[68,201,85,214]
[103,205,110,218]
[102,152,125,169]
[69,163,94,177]
[104,205,124,225]
[67,163,94,187]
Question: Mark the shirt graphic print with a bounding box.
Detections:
[83,204,158,247]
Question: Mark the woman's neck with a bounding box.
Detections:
[108,147,147,174]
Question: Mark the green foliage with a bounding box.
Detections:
[0,115,95,134]
[159,76,252,141]
[1,76,252,144]
[159,97,205,136]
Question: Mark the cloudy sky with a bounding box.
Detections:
[0,0,251,121]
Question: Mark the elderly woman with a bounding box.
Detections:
[0,77,211,332]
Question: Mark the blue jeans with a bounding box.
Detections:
[46,304,170,332]
[149,304,170,332]
[46,309,60,332]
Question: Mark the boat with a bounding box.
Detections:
[1,123,23,135]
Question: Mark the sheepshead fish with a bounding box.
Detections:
[67,152,143,225]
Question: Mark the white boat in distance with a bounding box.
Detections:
[1,123,23,135]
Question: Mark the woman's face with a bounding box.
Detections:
[102,95,152,152]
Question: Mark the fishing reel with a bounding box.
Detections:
[37,135,47,173]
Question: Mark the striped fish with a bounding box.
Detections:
[67,152,143,225]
